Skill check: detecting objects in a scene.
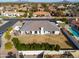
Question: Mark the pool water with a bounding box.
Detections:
[68,28,79,37]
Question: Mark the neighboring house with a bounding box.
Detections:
[71,18,79,31]
[37,7,45,11]
[18,7,28,11]
[33,11,51,17]
[0,7,4,10]
[1,11,25,17]
[57,5,66,10]
[18,51,44,58]
[48,6,56,11]
[20,20,60,35]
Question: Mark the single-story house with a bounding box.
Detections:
[20,20,60,35]
[58,5,66,9]
[1,11,25,17]
[33,11,51,17]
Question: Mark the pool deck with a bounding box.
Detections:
[67,27,79,40]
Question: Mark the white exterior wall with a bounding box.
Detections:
[33,14,37,17]
[32,31,35,34]
[21,31,25,34]
[1,13,22,17]
[17,14,20,16]
[2,13,16,17]
[37,31,40,34]
[18,51,44,55]
[3,14,8,16]
[40,27,44,35]
[44,31,50,34]
[54,31,60,35]
[26,31,30,34]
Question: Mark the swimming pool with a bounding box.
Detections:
[68,28,79,37]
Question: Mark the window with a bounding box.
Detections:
[52,31,54,34]
[35,31,37,34]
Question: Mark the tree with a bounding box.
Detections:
[54,44,60,51]
[5,42,13,50]
[7,27,13,31]
[12,37,21,50]
[28,11,33,18]
[4,32,11,40]
[61,18,68,24]
[12,37,20,44]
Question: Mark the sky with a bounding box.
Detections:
[0,0,79,2]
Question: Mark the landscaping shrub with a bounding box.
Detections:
[4,32,11,40]
[7,27,13,31]
[5,42,13,50]
[54,44,60,51]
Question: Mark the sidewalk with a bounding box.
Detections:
[0,32,19,58]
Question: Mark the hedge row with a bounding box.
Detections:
[12,37,60,51]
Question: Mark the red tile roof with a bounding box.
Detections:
[33,11,50,15]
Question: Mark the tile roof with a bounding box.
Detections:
[33,11,50,15]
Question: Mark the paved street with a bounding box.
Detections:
[0,19,18,47]
[0,19,18,32]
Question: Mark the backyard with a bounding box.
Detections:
[13,34,73,49]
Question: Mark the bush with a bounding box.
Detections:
[5,42,13,50]
[61,18,68,24]
[0,20,2,24]
[12,37,20,44]
[4,32,11,40]
[54,44,60,51]
[7,27,13,31]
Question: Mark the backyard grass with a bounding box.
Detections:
[14,34,73,49]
